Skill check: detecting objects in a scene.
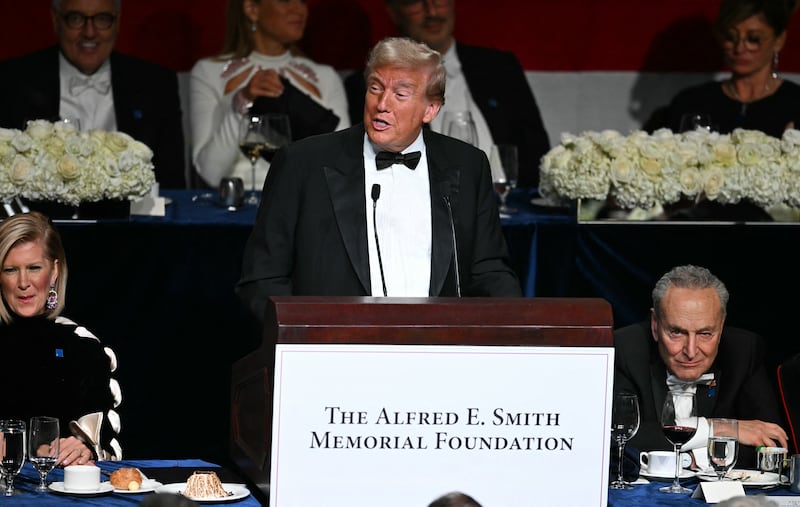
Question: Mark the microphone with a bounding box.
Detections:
[440,182,462,297]
[371,184,388,297]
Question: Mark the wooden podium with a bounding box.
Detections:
[229,296,613,496]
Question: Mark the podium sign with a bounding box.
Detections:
[269,343,614,507]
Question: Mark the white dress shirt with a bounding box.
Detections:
[429,43,494,159]
[364,132,431,297]
[58,53,116,131]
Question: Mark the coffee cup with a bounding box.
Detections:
[640,450,691,476]
[63,465,101,491]
[219,177,244,210]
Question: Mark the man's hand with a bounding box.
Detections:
[737,420,789,449]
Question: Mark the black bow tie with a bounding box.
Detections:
[375,151,421,170]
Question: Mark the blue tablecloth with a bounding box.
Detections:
[608,477,800,506]
[5,459,262,506]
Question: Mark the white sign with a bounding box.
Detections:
[269,344,615,507]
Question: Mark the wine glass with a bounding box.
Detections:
[491,144,519,215]
[659,392,698,493]
[0,420,26,496]
[679,112,712,133]
[29,416,60,492]
[443,111,477,145]
[610,392,640,489]
[708,418,738,481]
[238,113,291,206]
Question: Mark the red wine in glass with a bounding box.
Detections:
[663,425,696,445]
[659,392,697,494]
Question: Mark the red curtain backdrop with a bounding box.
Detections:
[3,0,800,72]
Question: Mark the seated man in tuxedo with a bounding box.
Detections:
[237,36,521,320]
[344,0,550,188]
[0,0,186,188]
[615,264,787,468]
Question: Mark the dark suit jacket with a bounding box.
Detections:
[614,321,785,467]
[236,124,521,320]
[344,42,550,188]
[0,46,186,188]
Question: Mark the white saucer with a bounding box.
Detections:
[49,481,114,496]
[155,482,250,503]
[640,469,695,480]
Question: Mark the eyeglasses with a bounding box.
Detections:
[721,32,772,51]
[60,11,117,30]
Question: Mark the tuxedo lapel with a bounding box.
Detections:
[696,370,720,416]
[425,130,459,296]
[324,127,371,294]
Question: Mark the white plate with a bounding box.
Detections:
[640,469,695,480]
[697,469,781,486]
[114,478,163,494]
[155,482,250,503]
[49,481,114,496]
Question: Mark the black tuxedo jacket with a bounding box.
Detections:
[344,42,550,188]
[0,46,185,188]
[236,124,521,320]
[614,321,785,467]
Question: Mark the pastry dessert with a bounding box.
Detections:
[109,467,142,491]
[183,471,229,499]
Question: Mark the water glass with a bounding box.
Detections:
[610,392,640,489]
[29,416,60,491]
[708,418,738,480]
[0,420,27,496]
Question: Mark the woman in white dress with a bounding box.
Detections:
[190,0,350,188]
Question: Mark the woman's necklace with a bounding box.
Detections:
[726,77,775,116]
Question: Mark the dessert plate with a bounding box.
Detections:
[156,482,250,502]
[697,469,781,487]
[114,478,163,494]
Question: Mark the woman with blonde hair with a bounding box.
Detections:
[190,0,349,188]
[0,212,122,464]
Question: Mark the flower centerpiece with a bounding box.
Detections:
[0,120,155,217]
[539,127,800,219]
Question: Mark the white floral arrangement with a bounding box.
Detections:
[539,127,800,211]
[0,120,155,207]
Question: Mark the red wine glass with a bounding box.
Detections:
[659,391,697,493]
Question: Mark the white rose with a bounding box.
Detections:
[11,132,33,153]
[678,167,702,195]
[56,155,81,180]
[737,143,761,166]
[9,155,33,184]
[702,166,725,200]
[25,120,53,140]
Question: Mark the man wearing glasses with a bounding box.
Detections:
[0,0,186,188]
[344,0,550,188]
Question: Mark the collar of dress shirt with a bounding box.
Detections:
[364,130,426,173]
[59,51,111,90]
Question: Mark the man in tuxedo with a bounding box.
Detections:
[237,37,521,320]
[344,0,550,188]
[0,0,186,188]
[615,265,787,468]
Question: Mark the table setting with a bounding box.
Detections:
[607,394,800,505]
[0,420,261,507]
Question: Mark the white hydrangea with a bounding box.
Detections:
[539,127,800,211]
[0,121,155,206]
